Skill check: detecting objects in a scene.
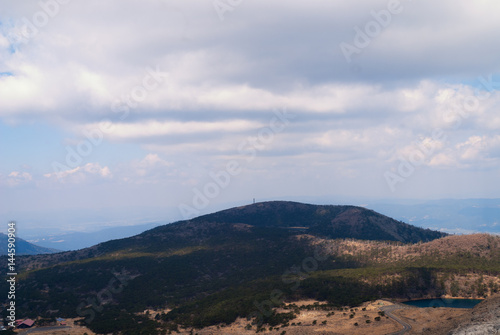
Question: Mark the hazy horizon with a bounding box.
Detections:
[2,197,499,241]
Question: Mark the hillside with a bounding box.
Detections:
[304,233,500,299]
[311,233,500,265]
[450,293,500,334]
[1,201,497,335]
[0,233,60,255]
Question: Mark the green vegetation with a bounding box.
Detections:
[0,201,498,334]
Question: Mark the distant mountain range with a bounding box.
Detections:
[27,222,162,251]
[3,201,498,335]
[366,198,500,234]
[0,233,59,255]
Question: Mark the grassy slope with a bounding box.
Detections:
[3,233,498,334]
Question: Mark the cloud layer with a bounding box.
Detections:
[1,0,500,221]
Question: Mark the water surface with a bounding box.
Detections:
[403,298,483,309]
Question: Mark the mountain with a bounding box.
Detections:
[193,201,446,242]
[0,233,60,255]
[2,201,498,335]
[11,201,446,272]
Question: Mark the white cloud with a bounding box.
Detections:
[114,153,183,185]
[456,135,500,163]
[81,119,263,140]
[43,162,112,183]
[2,171,33,187]
[1,0,500,212]
[428,153,458,168]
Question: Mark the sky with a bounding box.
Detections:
[1,0,500,232]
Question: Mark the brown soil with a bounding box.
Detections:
[18,295,500,335]
[393,307,469,335]
[174,300,402,334]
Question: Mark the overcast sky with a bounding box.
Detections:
[1,0,500,230]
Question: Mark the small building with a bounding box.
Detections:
[16,319,35,328]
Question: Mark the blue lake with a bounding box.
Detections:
[402,298,483,309]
